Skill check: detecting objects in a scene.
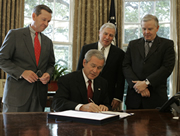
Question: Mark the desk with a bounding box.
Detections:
[0,109,180,136]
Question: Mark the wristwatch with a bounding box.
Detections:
[145,79,150,86]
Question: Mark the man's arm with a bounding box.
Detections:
[0,30,26,80]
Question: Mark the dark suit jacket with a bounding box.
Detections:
[0,27,55,108]
[123,36,175,109]
[52,70,111,111]
[76,42,125,102]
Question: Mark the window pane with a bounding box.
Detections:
[54,44,72,70]
[54,22,69,42]
[124,25,139,44]
[157,24,170,39]
[124,2,139,22]
[24,0,39,17]
[140,1,154,18]
[55,0,70,20]
[155,1,170,22]
[24,17,32,27]
[42,21,53,40]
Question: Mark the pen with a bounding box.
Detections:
[89,98,102,113]
[89,98,95,103]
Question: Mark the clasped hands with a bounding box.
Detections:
[80,103,108,112]
[132,81,150,97]
[21,70,50,84]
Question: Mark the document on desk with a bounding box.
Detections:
[48,110,119,125]
[101,111,134,118]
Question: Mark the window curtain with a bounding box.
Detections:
[176,0,180,93]
[72,0,123,71]
[0,0,24,79]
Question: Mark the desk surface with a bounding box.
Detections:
[0,109,180,136]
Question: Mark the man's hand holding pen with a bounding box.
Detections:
[79,98,108,112]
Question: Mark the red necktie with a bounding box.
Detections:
[87,80,93,102]
[34,32,41,66]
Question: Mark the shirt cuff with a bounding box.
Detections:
[75,104,83,111]
[113,98,122,103]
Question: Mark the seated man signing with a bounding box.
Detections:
[52,49,110,112]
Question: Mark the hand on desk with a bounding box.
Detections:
[80,103,108,112]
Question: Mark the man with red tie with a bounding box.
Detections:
[0,5,55,112]
[52,49,110,112]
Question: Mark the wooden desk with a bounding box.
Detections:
[0,109,180,136]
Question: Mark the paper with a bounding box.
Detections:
[101,111,134,118]
[49,110,118,120]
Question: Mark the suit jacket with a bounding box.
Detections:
[76,42,125,102]
[123,36,175,109]
[52,70,111,111]
[0,27,55,108]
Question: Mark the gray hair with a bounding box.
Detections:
[141,14,159,27]
[99,23,116,33]
[85,49,105,63]
[33,4,52,16]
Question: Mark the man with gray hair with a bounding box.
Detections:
[52,49,110,112]
[123,14,175,109]
[77,23,125,110]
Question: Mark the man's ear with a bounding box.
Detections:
[83,59,86,67]
[32,13,36,21]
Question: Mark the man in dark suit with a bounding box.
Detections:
[77,23,125,110]
[52,49,110,112]
[0,5,55,112]
[123,14,175,109]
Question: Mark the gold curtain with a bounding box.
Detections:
[177,0,180,93]
[72,0,123,71]
[0,0,24,79]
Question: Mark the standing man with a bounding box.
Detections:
[0,4,55,112]
[52,49,110,112]
[77,23,125,110]
[123,14,175,109]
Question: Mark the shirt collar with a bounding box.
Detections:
[98,41,111,51]
[82,69,94,83]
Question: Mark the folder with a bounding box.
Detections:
[48,110,119,125]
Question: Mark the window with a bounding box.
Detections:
[24,0,73,70]
[122,0,174,109]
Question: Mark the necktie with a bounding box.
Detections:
[34,32,41,66]
[145,41,151,57]
[101,47,105,55]
[87,80,93,102]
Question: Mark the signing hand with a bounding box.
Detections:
[80,103,101,112]
[21,70,38,83]
[39,73,50,84]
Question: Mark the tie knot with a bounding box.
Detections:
[146,40,152,43]
[88,80,92,84]
[101,47,105,51]
[35,32,38,36]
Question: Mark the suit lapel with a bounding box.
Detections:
[137,38,145,59]
[145,36,161,60]
[38,33,47,67]
[23,27,36,66]
[76,71,89,103]
[102,45,115,72]
[93,77,102,103]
